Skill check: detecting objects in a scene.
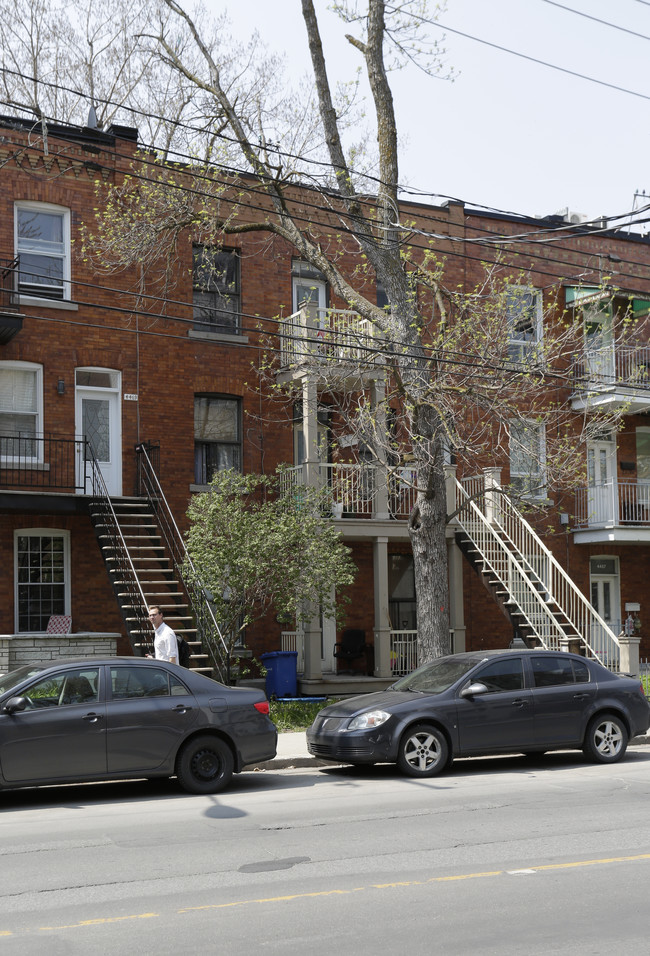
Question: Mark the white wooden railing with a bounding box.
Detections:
[574,479,650,528]
[280,462,416,519]
[456,475,621,667]
[280,307,376,367]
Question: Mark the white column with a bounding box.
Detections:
[370,378,389,519]
[447,537,466,653]
[373,536,392,677]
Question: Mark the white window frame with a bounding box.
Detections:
[14,528,71,633]
[509,419,547,499]
[507,285,543,362]
[14,201,71,301]
[0,361,44,463]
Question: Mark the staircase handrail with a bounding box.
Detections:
[455,480,571,649]
[135,443,230,682]
[456,476,620,664]
[85,444,151,653]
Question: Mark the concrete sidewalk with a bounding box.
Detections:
[246,731,650,772]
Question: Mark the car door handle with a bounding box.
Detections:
[82,712,104,722]
[172,704,192,713]
[511,698,529,707]
[573,693,590,700]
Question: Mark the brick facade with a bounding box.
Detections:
[2,116,650,674]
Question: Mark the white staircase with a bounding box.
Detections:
[454,474,621,668]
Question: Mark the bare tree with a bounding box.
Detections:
[75,0,640,662]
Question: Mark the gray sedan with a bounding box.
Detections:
[307,650,650,776]
[0,657,277,794]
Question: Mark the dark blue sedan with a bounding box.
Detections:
[0,657,277,794]
[307,650,650,776]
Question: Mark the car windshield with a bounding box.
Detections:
[392,656,481,694]
[0,663,49,696]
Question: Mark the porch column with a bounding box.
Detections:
[302,607,323,681]
[373,535,392,677]
[447,537,466,653]
[483,467,502,525]
[300,377,323,681]
[618,634,641,677]
[370,378,389,519]
[301,377,321,491]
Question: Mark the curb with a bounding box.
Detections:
[247,736,650,772]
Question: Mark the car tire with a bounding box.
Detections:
[582,712,628,764]
[176,735,234,794]
[396,724,449,777]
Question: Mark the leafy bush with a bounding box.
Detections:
[270,698,339,732]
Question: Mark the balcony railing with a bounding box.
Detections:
[0,258,19,313]
[574,479,650,528]
[0,434,88,492]
[280,462,416,519]
[279,307,376,368]
[573,345,650,390]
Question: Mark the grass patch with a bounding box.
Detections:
[270,697,338,732]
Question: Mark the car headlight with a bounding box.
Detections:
[347,710,391,731]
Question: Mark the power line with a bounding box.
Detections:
[538,0,650,42]
[429,18,650,102]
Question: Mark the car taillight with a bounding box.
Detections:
[254,701,270,715]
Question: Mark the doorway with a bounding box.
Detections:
[75,368,122,495]
[589,556,621,648]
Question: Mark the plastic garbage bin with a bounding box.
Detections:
[260,650,298,698]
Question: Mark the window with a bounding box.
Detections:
[194,396,241,483]
[473,657,524,692]
[110,665,188,699]
[507,285,542,362]
[14,530,70,632]
[292,259,327,317]
[192,245,240,334]
[21,667,99,710]
[15,202,70,300]
[509,420,546,498]
[531,656,589,687]
[0,362,43,461]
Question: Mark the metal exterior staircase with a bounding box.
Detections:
[453,474,621,668]
[86,444,229,682]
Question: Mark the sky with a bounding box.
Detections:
[211,0,649,227]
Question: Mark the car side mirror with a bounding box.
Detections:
[3,696,28,714]
[460,681,488,699]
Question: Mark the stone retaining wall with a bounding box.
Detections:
[0,634,120,673]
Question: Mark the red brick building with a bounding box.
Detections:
[1,116,649,687]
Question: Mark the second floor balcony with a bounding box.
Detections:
[278,307,379,379]
[571,344,650,413]
[280,461,417,528]
[573,478,650,543]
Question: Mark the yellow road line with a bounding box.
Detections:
[0,851,645,936]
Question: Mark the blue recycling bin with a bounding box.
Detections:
[260,650,298,698]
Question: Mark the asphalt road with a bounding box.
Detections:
[2,746,650,955]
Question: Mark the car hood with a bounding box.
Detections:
[319,690,417,718]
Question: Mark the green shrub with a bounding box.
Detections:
[270,698,338,732]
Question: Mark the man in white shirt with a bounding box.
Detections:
[147,605,178,664]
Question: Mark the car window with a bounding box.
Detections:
[393,656,480,693]
[21,668,99,709]
[110,665,188,699]
[472,658,524,692]
[531,656,586,687]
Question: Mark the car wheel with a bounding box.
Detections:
[396,724,449,777]
[582,713,628,764]
[176,735,234,794]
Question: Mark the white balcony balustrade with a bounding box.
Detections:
[280,307,376,368]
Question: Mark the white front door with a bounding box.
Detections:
[584,307,615,385]
[590,558,621,659]
[75,369,122,495]
[587,440,616,526]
